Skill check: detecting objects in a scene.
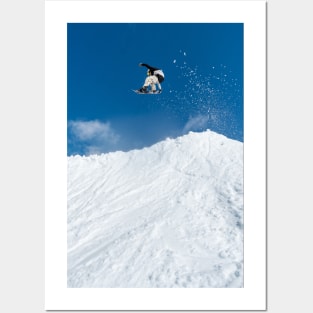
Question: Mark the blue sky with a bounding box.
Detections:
[67,23,243,156]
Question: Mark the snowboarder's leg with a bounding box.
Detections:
[143,77,151,88]
[151,76,161,92]
[143,76,158,91]
[150,83,156,91]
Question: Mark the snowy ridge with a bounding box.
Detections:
[67,130,243,288]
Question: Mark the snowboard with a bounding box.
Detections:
[132,89,162,94]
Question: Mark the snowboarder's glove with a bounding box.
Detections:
[139,63,143,66]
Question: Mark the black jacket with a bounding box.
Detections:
[139,63,165,83]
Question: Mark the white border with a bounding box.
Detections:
[45,0,266,310]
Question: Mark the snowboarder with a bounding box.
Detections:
[137,63,165,93]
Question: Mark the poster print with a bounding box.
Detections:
[45,0,266,310]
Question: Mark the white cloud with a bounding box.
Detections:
[85,145,107,156]
[69,120,119,144]
[183,115,209,133]
[68,120,120,155]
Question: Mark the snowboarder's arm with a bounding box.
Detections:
[139,63,159,71]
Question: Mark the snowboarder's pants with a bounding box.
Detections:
[143,75,161,91]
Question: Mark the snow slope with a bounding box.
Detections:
[67,130,243,288]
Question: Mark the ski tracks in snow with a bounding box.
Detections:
[67,130,243,288]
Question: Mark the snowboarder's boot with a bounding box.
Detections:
[138,86,148,93]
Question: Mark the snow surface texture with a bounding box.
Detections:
[67,130,243,288]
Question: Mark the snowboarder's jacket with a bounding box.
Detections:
[139,63,165,83]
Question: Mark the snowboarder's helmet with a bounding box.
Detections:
[147,70,151,76]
